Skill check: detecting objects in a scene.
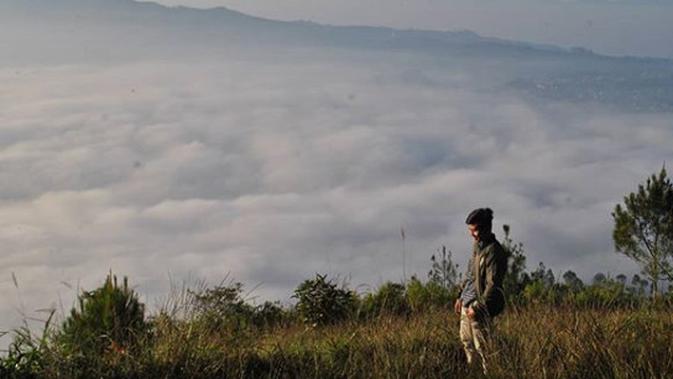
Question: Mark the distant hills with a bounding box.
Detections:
[2,0,672,111]
[0,0,608,58]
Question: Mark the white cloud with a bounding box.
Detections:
[1,15,672,341]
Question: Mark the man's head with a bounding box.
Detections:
[465,208,493,242]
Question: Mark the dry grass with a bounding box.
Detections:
[8,305,673,378]
[130,306,672,378]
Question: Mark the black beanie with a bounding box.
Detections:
[465,208,493,227]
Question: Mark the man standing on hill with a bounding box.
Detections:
[454,208,507,373]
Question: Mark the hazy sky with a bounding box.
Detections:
[150,0,673,58]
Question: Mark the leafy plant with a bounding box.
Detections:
[501,224,530,303]
[190,282,288,330]
[360,282,409,318]
[612,166,673,297]
[57,272,147,357]
[251,301,288,328]
[562,270,584,293]
[293,274,356,326]
[0,311,54,379]
[405,276,453,313]
[190,281,254,329]
[427,246,459,291]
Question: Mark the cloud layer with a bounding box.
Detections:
[1,25,672,336]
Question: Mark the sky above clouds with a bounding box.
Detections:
[1,0,672,339]
[151,0,673,58]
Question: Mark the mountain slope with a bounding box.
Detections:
[0,0,600,59]
[2,0,672,111]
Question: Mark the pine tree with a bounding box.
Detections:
[612,167,673,297]
[502,224,530,302]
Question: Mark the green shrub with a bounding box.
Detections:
[189,282,255,330]
[57,273,147,357]
[405,277,454,313]
[427,246,459,290]
[190,282,289,330]
[524,281,570,305]
[0,313,53,379]
[360,282,409,318]
[570,281,639,308]
[294,274,356,326]
[251,301,289,328]
[502,225,531,304]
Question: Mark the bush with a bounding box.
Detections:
[57,273,147,357]
[570,281,640,308]
[360,282,409,318]
[502,225,531,304]
[427,246,459,290]
[251,301,289,328]
[293,274,356,326]
[0,315,53,379]
[405,277,454,313]
[189,282,289,330]
[522,281,566,305]
[189,282,255,330]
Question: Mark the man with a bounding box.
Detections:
[454,208,507,373]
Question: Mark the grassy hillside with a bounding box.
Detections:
[2,275,672,378]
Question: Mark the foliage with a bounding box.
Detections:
[360,259,461,318]
[522,280,559,305]
[529,262,554,287]
[521,263,566,306]
[0,312,54,379]
[359,282,409,318]
[2,270,673,378]
[8,306,673,378]
[612,166,673,297]
[191,282,249,318]
[189,282,255,330]
[520,270,644,309]
[57,273,147,358]
[629,274,650,297]
[570,279,640,308]
[405,276,454,313]
[562,270,584,292]
[293,274,356,326]
[427,246,459,290]
[252,301,288,328]
[501,225,531,303]
[187,281,289,331]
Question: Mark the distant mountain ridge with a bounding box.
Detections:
[0,0,601,59]
[2,0,672,111]
[3,0,672,63]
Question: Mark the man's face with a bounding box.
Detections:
[468,224,480,241]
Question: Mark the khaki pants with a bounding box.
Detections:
[459,306,491,373]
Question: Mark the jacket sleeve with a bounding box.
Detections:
[473,247,507,317]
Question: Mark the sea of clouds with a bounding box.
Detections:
[1,4,672,338]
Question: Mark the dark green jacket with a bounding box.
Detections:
[471,233,507,318]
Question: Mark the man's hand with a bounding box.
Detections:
[454,299,462,315]
[466,306,476,320]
